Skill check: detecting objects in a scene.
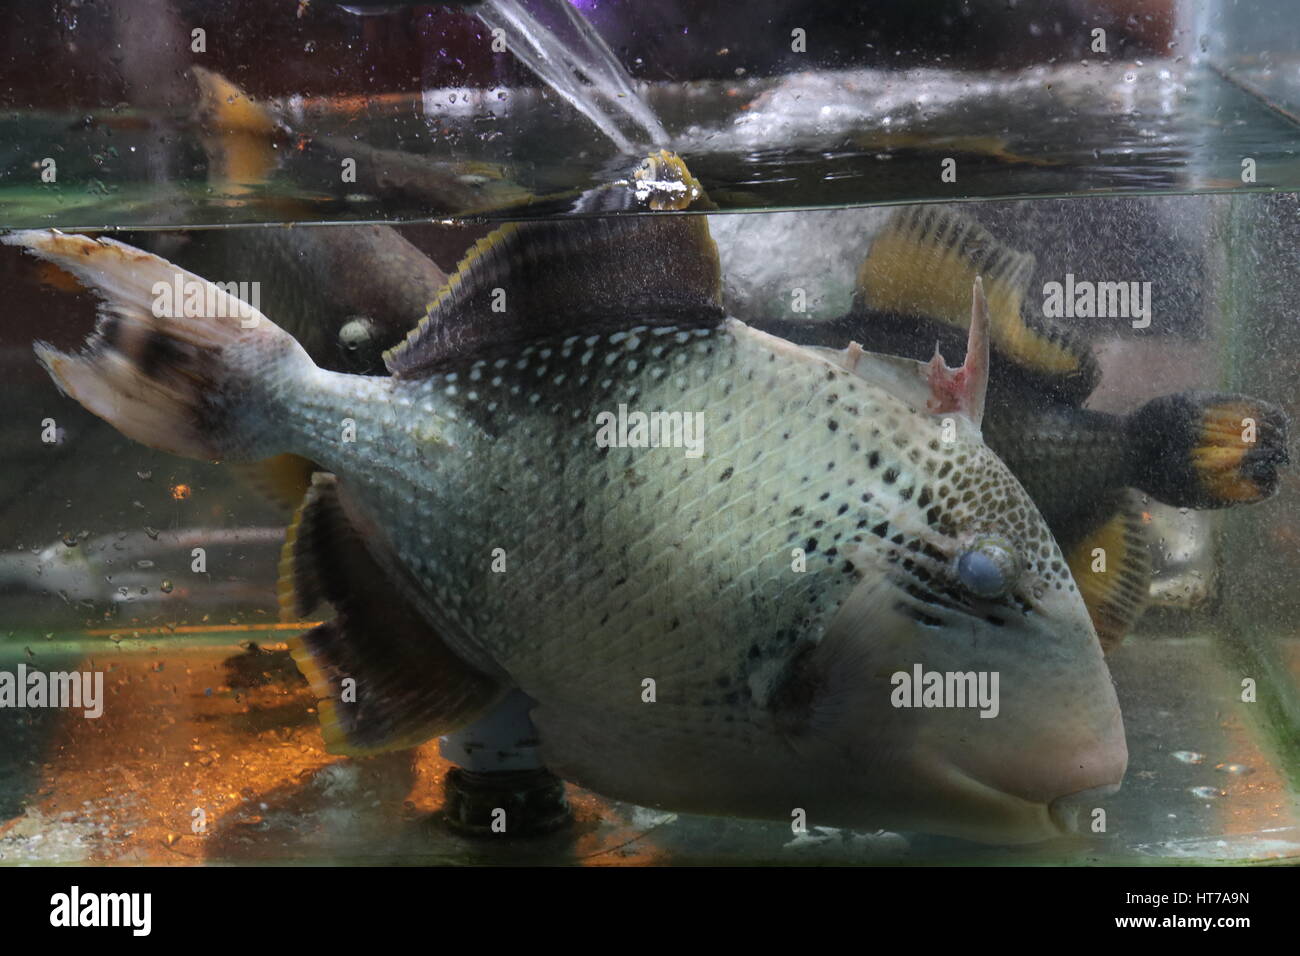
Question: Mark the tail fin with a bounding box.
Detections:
[5,229,313,462]
[191,66,282,193]
[1125,390,1290,508]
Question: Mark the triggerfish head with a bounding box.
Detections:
[7,211,1125,844]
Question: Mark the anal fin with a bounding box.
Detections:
[280,473,504,755]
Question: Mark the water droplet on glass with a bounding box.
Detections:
[1171,750,1204,764]
[62,533,78,547]
[160,580,174,594]
[1189,785,1224,800]
[137,470,152,480]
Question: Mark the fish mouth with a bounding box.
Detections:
[927,762,1054,843]
[1047,784,1123,834]
[927,763,1122,844]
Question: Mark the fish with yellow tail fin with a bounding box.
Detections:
[191,65,534,217]
[179,68,460,375]
[754,205,1290,652]
[192,68,706,219]
[6,215,1125,845]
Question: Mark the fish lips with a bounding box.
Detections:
[912,759,1126,845]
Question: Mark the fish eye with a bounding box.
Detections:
[954,536,1020,600]
[338,316,377,352]
[338,316,381,370]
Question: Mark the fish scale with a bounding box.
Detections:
[274,319,1065,732]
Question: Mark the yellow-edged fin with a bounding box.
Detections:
[192,66,281,192]
[1065,492,1151,654]
[384,180,724,377]
[1191,398,1288,504]
[855,206,1099,399]
[1125,391,1290,508]
[232,453,318,515]
[279,473,503,756]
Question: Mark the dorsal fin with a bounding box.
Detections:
[922,276,989,428]
[811,342,932,415]
[384,210,724,378]
[279,473,504,754]
[853,206,1100,404]
[808,278,990,435]
[571,150,718,214]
